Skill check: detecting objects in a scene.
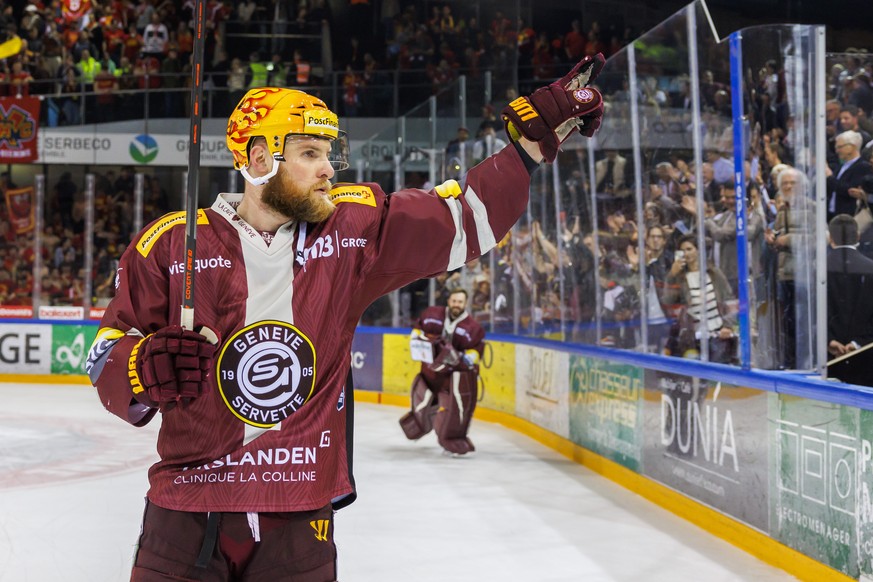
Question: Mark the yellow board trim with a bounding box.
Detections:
[329,185,376,207]
[358,390,852,582]
[0,374,92,384]
[136,210,209,258]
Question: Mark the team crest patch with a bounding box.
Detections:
[572,88,595,103]
[329,185,376,207]
[217,321,317,428]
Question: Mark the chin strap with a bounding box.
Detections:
[240,157,282,186]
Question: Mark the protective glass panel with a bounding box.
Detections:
[557,45,635,348]
[738,25,825,371]
[487,1,825,373]
[585,31,652,350]
[522,167,563,338]
[552,143,598,344]
[357,77,475,327]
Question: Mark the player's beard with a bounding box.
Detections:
[449,306,463,319]
[262,171,335,223]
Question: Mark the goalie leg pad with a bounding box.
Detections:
[433,371,478,455]
[399,374,439,440]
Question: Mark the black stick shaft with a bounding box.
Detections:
[181,0,207,330]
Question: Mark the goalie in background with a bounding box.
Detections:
[400,288,485,455]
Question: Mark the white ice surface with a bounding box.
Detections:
[0,382,796,581]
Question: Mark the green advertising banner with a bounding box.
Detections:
[860,409,873,578]
[769,394,860,578]
[568,355,642,471]
[51,325,97,375]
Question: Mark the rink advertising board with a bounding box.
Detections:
[515,346,569,438]
[641,371,769,532]
[478,341,515,414]
[0,323,52,374]
[568,355,643,471]
[350,331,382,392]
[0,323,97,376]
[379,332,419,396]
[857,410,873,578]
[0,306,103,319]
[37,131,235,167]
[51,325,96,375]
[769,394,863,577]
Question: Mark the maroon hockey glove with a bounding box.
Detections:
[502,53,606,163]
[132,325,219,412]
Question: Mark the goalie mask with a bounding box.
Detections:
[226,87,349,185]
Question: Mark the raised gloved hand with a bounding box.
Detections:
[132,325,220,412]
[502,53,606,163]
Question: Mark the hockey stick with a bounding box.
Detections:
[181,0,207,331]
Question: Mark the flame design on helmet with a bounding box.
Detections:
[225,87,340,170]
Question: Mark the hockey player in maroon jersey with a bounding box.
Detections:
[400,288,485,455]
[86,53,605,580]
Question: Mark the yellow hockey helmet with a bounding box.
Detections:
[226,87,348,172]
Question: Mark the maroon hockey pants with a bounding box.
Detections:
[131,501,337,581]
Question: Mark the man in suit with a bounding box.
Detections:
[698,162,721,206]
[826,130,873,222]
[826,214,873,358]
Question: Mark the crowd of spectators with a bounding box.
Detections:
[408,48,873,372]
[348,5,633,114]
[0,167,173,310]
[0,0,637,124]
[0,0,332,124]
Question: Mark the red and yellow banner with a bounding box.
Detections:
[5,186,34,233]
[62,0,93,24]
[0,96,39,162]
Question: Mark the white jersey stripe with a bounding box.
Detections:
[463,185,497,254]
[443,196,467,270]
